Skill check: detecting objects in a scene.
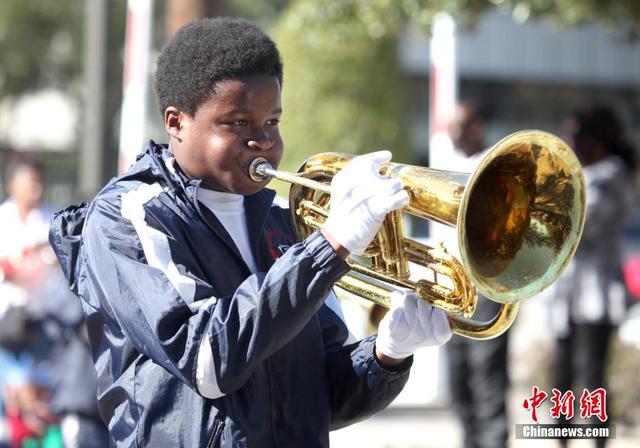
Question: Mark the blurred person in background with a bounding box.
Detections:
[550,106,637,448]
[0,156,57,447]
[443,101,510,448]
[0,156,107,447]
[39,269,109,448]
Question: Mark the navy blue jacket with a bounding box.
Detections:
[49,142,411,447]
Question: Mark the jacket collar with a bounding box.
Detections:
[132,140,278,270]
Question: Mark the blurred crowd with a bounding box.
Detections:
[0,157,107,448]
[440,102,639,448]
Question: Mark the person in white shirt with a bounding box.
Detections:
[0,157,56,446]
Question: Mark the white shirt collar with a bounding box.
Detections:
[197,188,244,214]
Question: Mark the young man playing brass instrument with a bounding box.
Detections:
[49,17,452,447]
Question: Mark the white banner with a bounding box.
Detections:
[118,0,153,174]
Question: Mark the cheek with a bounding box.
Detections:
[274,149,284,168]
[272,136,285,165]
[203,137,243,177]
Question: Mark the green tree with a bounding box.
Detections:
[490,0,640,36]
[0,1,83,97]
[0,1,127,99]
[268,0,640,182]
[272,0,413,182]
[242,0,640,34]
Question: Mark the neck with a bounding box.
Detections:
[16,202,34,221]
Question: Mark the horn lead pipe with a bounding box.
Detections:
[249,157,331,194]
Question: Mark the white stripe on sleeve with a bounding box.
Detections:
[121,184,225,398]
[195,297,225,399]
[120,182,196,301]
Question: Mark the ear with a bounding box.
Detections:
[164,106,185,143]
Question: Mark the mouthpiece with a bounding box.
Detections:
[249,157,272,182]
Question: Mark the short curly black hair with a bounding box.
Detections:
[154,17,283,117]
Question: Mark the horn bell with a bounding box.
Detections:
[458,130,586,304]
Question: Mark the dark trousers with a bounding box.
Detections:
[553,322,614,448]
[447,330,510,448]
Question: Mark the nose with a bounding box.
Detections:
[247,128,274,152]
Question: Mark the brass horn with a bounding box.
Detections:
[249,130,586,340]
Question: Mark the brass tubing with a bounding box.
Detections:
[250,157,331,194]
[449,303,520,340]
[247,131,586,340]
[378,210,411,279]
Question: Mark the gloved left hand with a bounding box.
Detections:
[322,151,409,256]
[376,289,453,360]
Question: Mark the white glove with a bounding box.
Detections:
[376,290,453,359]
[323,151,409,255]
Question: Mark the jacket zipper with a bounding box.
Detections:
[206,417,225,448]
[264,358,280,447]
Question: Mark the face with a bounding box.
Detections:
[451,104,485,157]
[564,117,603,167]
[166,75,284,195]
[8,167,43,210]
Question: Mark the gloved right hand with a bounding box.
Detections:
[322,151,409,255]
[376,289,452,360]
